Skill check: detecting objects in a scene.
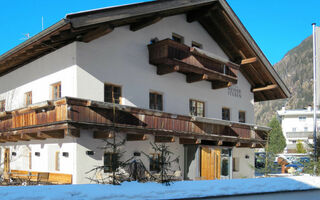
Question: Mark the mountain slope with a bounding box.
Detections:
[255,35,313,125]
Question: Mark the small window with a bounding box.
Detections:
[239,111,246,123]
[191,41,202,49]
[0,100,5,112]
[104,152,119,173]
[190,99,205,117]
[55,151,60,171]
[150,153,160,172]
[172,33,184,44]
[292,140,297,144]
[232,157,239,172]
[304,127,308,132]
[149,92,163,111]
[299,116,306,121]
[51,82,61,100]
[104,84,122,104]
[292,127,296,132]
[222,107,230,121]
[25,91,32,106]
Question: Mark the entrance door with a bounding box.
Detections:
[201,147,221,180]
[4,148,10,174]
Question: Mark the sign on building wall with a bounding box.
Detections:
[228,85,241,98]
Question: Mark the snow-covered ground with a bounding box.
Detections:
[0,176,320,200]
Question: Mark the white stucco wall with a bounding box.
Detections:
[232,148,254,179]
[0,43,77,110]
[0,137,77,182]
[75,14,255,123]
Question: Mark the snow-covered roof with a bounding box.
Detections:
[1,176,319,200]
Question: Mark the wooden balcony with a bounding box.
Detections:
[148,39,239,89]
[0,97,268,147]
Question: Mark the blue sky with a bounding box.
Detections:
[1,0,320,65]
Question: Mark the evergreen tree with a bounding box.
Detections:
[267,117,286,154]
[296,140,307,153]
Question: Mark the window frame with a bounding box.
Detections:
[191,41,203,49]
[0,100,5,112]
[238,110,246,123]
[189,99,205,117]
[149,91,163,111]
[104,152,119,173]
[25,91,32,106]
[172,33,184,44]
[51,82,61,100]
[222,107,231,121]
[104,83,122,104]
[149,153,160,172]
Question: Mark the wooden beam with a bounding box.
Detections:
[38,131,64,139]
[217,140,223,146]
[236,142,241,147]
[241,57,257,65]
[252,84,278,93]
[127,134,147,141]
[211,80,232,89]
[81,24,114,43]
[186,73,208,83]
[64,128,80,137]
[186,6,214,23]
[179,138,200,144]
[130,17,162,31]
[157,65,179,75]
[24,133,46,140]
[93,131,114,139]
[155,136,175,143]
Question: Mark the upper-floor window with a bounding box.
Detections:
[191,41,203,49]
[172,33,184,44]
[190,99,205,117]
[25,91,32,106]
[104,84,122,104]
[149,92,163,111]
[292,127,296,132]
[299,116,306,121]
[0,100,5,112]
[222,107,230,121]
[51,82,61,100]
[304,127,308,132]
[239,111,246,123]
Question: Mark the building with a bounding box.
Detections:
[277,106,317,154]
[0,0,289,184]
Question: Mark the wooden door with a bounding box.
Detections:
[201,147,221,180]
[4,148,10,173]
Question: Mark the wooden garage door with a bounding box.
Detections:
[201,147,221,180]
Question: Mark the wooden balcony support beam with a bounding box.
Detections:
[93,131,114,139]
[179,138,200,145]
[211,80,232,89]
[155,136,175,143]
[130,16,162,32]
[157,65,179,75]
[252,84,278,93]
[39,131,64,139]
[217,140,223,146]
[240,57,257,65]
[186,73,208,83]
[64,128,80,138]
[126,134,147,141]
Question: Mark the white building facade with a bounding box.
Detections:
[277,107,317,154]
[0,0,289,184]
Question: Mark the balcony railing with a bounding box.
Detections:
[148,39,239,89]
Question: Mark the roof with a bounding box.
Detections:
[0,0,290,102]
[278,108,320,117]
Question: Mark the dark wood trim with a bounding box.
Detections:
[130,17,162,31]
[155,136,175,143]
[81,24,114,43]
[126,134,147,141]
[179,138,200,144]
[186,73,208,83]
[157,65,180,75]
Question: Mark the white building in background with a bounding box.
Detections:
[277,106,318,154]
[0,0,289,184]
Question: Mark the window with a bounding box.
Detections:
[189,99,205,117]
[191,41,203,49]
[149,92,163,111]
[51,82,61,100]
[104,84,122,104]
[292,127,296,132]
[172,33,184,44]
[0,100,5,112]
[150,153,160,172]
[239,111,246,123]
[222,107,230,121]
[104,153,119,173]
[292,140,297,144]
[232,157,239,172]
[55,151,60,171]
[304,127,308,132]
[25,91,32,106]
[299,116,306,121]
